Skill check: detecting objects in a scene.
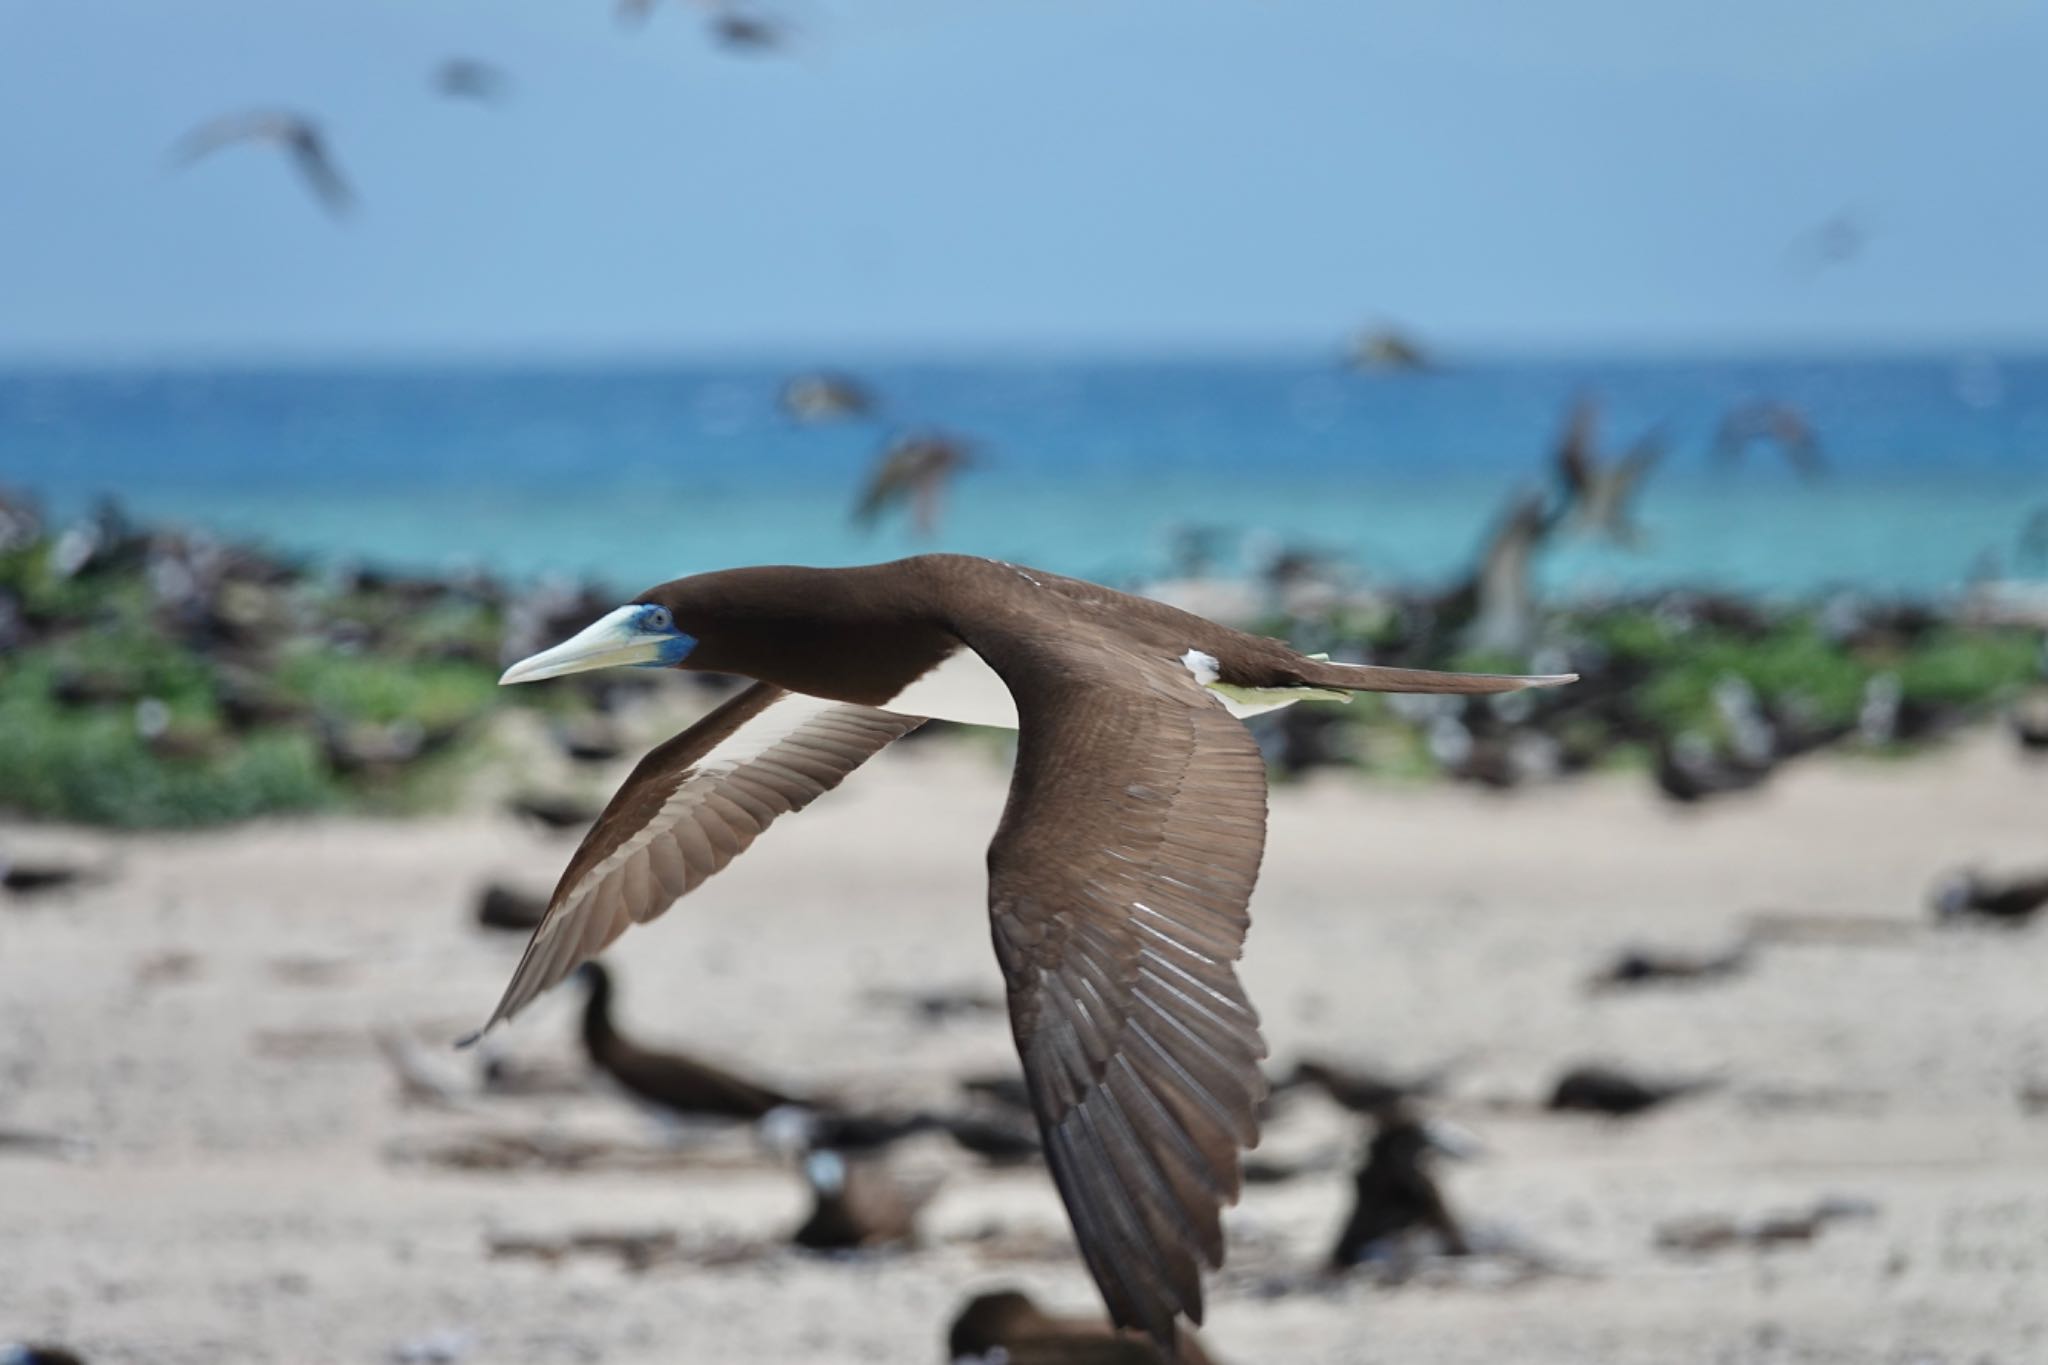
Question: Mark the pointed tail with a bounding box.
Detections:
[1293,659,1577,695]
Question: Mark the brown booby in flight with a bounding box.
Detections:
[1553,397,1661,547]
[434,59,512,103]
[468,553,1571,1350]
[853,433,976,538]
[173,110,355,218]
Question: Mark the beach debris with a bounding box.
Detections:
[132,949,202,989]
[1655,1196,1878,1256]
[1931,867,2048,925]
[433,58,510,103]
[781,371,875,423]
[790,1149,939,1252]
[384,1127,728,1174]
[2020,1081,2048,1115]
[864,983,1005,1025]
[473,882,548,933]
[373,1028,473,1111]
[1546,1063,1718,1117]
[173,109,354,218]
[0,1127,93,1161]
[1587,941,1752,992]
[386,1328,474,1365]
[1329,1106,1479,1268]
[487,1227,680,1271]
[1714,401,1825,479]
[853,430,976,538]
[948,1289,1224,1365]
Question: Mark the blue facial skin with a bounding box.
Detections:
[631,603,698,667]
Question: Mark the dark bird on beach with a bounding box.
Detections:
[434,58,511,103]
[1932,868,2048,925]
[1714,401,1825,480]
[948,1290,1223,1365]
[173,110,355,218]
[1282,1056,1456,1115]
[789,1149,938,1251]
[2011,693,2048,755]
[576,961,803,1121]
[474,882,549,933]
[1329,1106,1476,1267]
[853,432,977,538]
[1346,326,1432,373]
[508,791,604,831]
[781,372,875,423]
[463,553,1572,1350]
[1589,942,1751,991]
[2,1347,89,1365]
[1,856,97,897]
[1653,734,1768,805]
[1547,1063,1718,1117]
[1553,397,1660,547]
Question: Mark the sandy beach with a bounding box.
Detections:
[3,728,2045,1364]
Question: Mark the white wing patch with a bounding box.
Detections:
[1181,646,1347,719]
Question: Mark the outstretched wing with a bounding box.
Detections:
[470,683,923,1038]
[983,635,1270,1349]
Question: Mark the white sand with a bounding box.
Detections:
[4,734,2047,1364]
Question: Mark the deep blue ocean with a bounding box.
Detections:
[4,354,2045,598]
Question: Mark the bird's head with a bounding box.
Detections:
[499,594,699,685]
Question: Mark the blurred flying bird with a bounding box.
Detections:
[576,961,805,1121]
[434,58,511,103]
[1787,209,1871,275]
[1451,489,1552,656]
[1345,326,1433,373]
[1714,402,1825,480]
[853,431,976,537]
[948,1290,1224,1365]
[1328,1106,1476,1266]
[1931,868,2048,925]
[789,1149,938,1251]
[173,110,355,218]
[1554,397,1660,546]
[1547,1063,1718,1117]
[469,556,1572,1349]
[780,371,875,423]
[710,11,787,52]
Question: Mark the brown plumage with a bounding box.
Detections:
[576,961,803,1121]
[173,110,354,218]
[948,1290,1223,1365]
[1714,401,1825,480]
[854,432,976,537]
[789,1150,937,1251]
[468,553,1571,1349]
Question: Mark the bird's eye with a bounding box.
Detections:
[643,606,673,632]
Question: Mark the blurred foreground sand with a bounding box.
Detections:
[3,734,2046,1364]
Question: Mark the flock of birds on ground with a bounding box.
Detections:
[6,834,2045,1364]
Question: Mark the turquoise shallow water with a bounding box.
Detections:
[5,355,2045,595]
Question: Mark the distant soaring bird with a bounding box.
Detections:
[1553,396,1660,547]
[464,554,1572,1352]
[434,58,512,103]
[1345,326,1433,373]
[1714,401,1825,480]
[781,372,875,424]
[853,431,977,538]
[173,110,354,218]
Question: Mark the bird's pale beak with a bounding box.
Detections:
[499,605,680,685]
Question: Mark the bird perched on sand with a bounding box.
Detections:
[1328,1105,1476,1266]
[853,432,976,538]
[1714,401,1824,480]
[467,553,1571,1350]
[949,1290,1224,1365]
[1932,868,2048,925]
[1547,1063,1717,1117]
[575,962,802,1121]
[172,110,354,218]
[789,1149,938,1251]
[1553,397,1660,547]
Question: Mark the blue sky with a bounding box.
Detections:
[4,0,2047,360]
